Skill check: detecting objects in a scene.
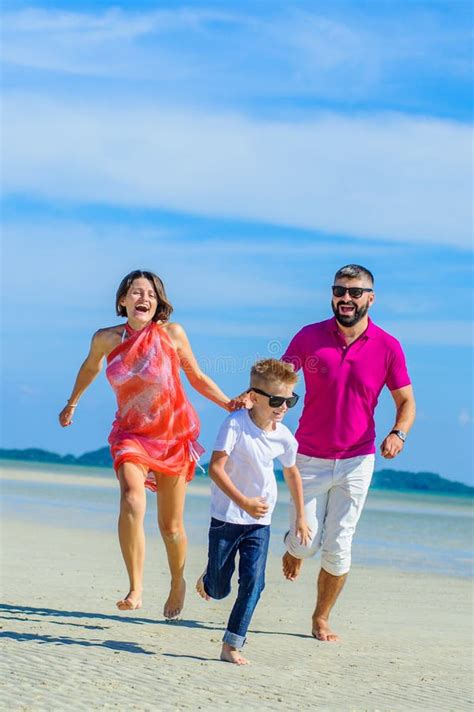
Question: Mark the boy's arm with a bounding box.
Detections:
[209,451,269,520]
[283,465,311,545]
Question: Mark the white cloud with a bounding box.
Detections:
[1,7,237,79]
[0,220,327,313]
[2,6,470,95]
[3,93,472,248]
[458,408,472,427]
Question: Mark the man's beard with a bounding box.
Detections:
[332,300,369,327]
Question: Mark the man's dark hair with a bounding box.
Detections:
[334,264,374,285]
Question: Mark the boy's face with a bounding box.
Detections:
[249,380,295,424]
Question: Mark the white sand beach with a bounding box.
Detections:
[1,466,472,711]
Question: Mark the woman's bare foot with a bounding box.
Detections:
[282,552,303,580]
[220,643,249,665]
[195,572,210,600]
[116,590,142,611]
[163,579,186,619]
[312,616,339,642]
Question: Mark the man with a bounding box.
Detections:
[282,264,416,642]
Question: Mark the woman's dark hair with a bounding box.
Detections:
[115,270,173,322]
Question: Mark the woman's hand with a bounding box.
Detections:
[59,403,77,427]
[227,390,252,411]
[295,516,311,547]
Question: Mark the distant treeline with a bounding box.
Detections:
[1,447,472,495]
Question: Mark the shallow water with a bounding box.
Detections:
[2,466,472,578]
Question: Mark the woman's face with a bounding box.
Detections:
[120,277,158,324]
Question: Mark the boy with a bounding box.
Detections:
[196,359,310,665]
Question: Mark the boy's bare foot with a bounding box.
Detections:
[195,572,210,600]
[220,643,249,665]
[164,579,186,619]
[312,616,339,642]
[116,590,142,611]
[282,552,303,580]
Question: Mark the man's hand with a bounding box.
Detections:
[380,433,404,459]
[295,517,311,547]
[242,497,269,519]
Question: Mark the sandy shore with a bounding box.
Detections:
[1,467,472,711]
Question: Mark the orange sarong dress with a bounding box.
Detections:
[106,322,204,491]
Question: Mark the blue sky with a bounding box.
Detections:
[1,1,473,483]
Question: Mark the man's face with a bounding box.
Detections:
[331,277,375,327]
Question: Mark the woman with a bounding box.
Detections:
[59,269,237,619]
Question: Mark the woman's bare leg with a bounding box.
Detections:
[116,462,147,610]
[155,472,188,619]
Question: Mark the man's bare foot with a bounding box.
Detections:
[312,616,339,642]
[195,571,210,600]
[282,552,303,581]
[163,579,186,619]
[116,590,142,611]
[220,643,249,665]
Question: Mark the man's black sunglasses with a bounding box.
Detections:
[332,286,374,299]
[248,387,299,408]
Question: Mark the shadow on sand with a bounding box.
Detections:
[0,630,154,655]
[0,603,313,652]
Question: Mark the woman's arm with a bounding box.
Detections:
[58,330,108,427]
[166,323,235,410]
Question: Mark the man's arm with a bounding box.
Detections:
[380,385,416,459]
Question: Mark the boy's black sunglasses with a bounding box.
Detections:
[248,388,299,409]
[332,286,373,299]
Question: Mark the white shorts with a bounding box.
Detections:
[285,453,374,576]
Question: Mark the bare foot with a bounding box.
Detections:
[312,616,339,642]
[220,643,249,665]
[116,590,142,611]
[282,552,303,581]
[164,579,186,619]
[195,571,210,601]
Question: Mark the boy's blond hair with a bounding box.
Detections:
[250,358,298,389]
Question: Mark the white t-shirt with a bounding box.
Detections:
[210,408,298,525]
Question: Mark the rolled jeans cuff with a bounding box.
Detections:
[223,629,246,649]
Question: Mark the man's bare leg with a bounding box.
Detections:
[156,473,188,619]
[282,551,303,580]
[116,463,147,610]
[312,568,347,642]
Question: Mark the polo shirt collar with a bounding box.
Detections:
[328,316,376,339]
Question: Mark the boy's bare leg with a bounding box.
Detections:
[195,571,210,600]
[220,643,249,665]
[116,463,147,610]
[282,551,303,580]
[155,473,188,619]
[312,568,347,642]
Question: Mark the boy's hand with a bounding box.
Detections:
[242,497,269,520]
[295,517,311,547]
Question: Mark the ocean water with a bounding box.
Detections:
[2,463,472,578]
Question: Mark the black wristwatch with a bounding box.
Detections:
[390,429,407,442]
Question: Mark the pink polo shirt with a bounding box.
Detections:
[283,317,411,460]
